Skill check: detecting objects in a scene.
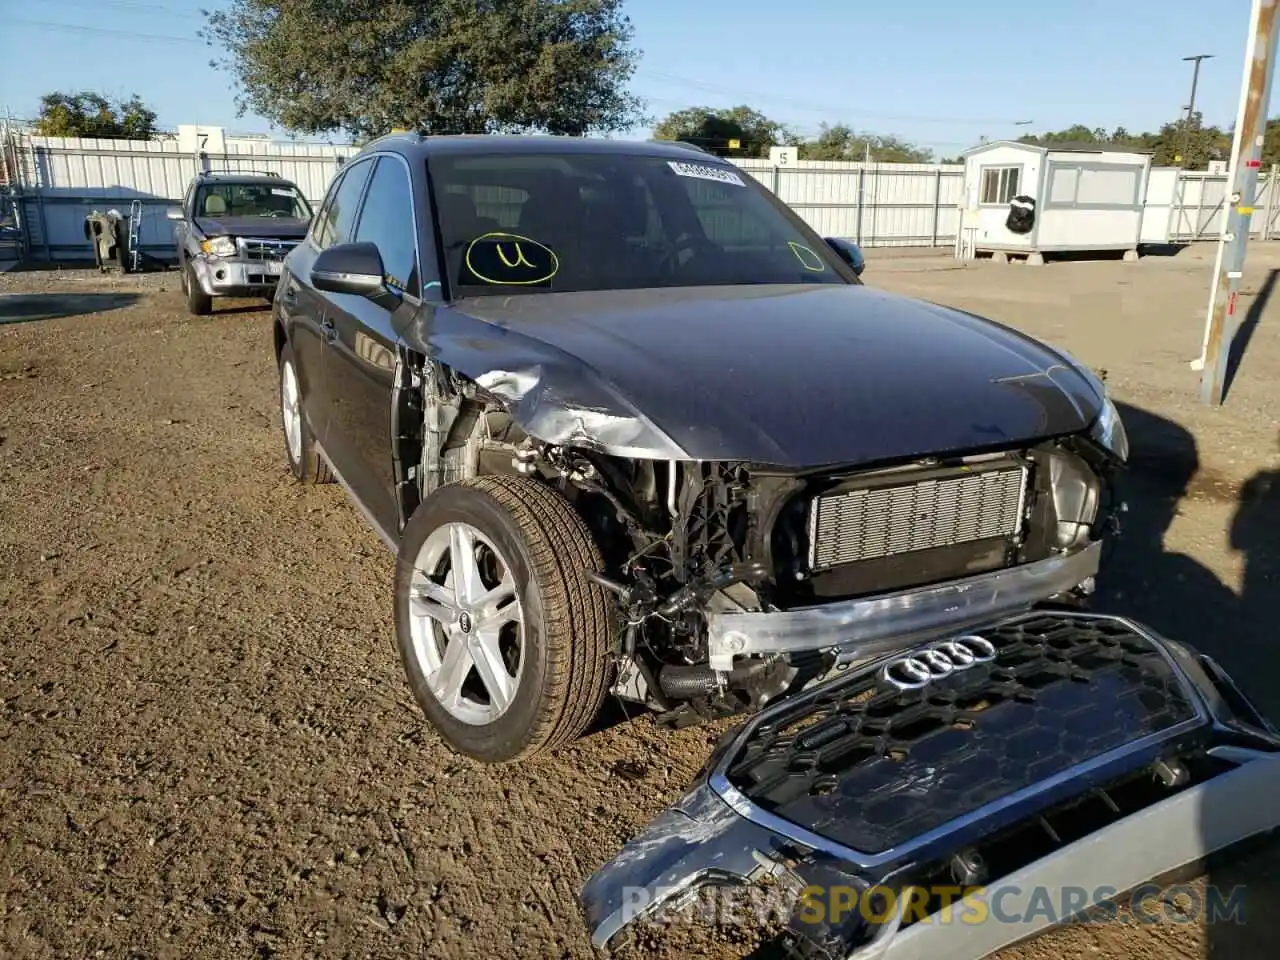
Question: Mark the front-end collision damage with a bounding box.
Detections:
[393,336,1125,726]
[472,365,690,460]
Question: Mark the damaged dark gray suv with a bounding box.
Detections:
[274,134,1280,960]
[274,133,1128,763]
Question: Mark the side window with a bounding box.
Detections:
[308,170,344,246]
[353,157,420,297]
[314,160,373,251]
[980,166,1021,205]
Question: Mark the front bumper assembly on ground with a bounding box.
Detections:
[582,612,1280,960]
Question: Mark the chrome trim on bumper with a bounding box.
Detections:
[192,255,283,295]
[706,542,1102,671]
[863,748,1280,960]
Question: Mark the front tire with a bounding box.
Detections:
[394,475,616,763]
[183,259,213,316]
[277,342,332,484]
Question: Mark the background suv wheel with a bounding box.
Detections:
[182,259,213,316]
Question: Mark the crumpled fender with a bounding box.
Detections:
[405,306,691,459]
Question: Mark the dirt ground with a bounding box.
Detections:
[2,243,1279,960]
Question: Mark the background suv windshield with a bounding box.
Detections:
[427,152,852,295]
[194,182,311,220]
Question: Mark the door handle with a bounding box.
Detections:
[321,317,337,341]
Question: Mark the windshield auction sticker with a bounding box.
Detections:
[667,161,746,187]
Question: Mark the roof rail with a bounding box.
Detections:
[202,166,284,179]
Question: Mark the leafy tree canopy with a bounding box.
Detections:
[652,105,797,158]
[652,108,932,162]
[798,124,933,163]
[34,92,157,140]
[1015,114,1250,170]
[203,0,647,140]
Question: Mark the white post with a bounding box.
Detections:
[1195,0,1280,400]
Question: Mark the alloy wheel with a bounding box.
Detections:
[407,522,525,725]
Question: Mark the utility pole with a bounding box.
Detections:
[1180,54,1215,165]
[1198,0,1279,404]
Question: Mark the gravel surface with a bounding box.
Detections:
[2,246,1278,959]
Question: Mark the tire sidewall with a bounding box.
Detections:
[394,485,552,762]
[185,260,211,315]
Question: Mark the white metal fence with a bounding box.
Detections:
[0,126,349,262]
[734,159,965,248]
[1,124,1277,264]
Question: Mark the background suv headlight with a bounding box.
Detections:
[200,236,237,257]
[1091,396,1130,462]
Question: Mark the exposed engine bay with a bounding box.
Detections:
[393,352,1125,729]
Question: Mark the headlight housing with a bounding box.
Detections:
[1091,396,1130,462]
[200,236,238,258]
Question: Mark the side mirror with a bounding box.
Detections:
[824,237,865,277]
[311,242,387,298]
[165,206,184,222]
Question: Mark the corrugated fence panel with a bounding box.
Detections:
[9,128,1280,260]
[740,162,965,246]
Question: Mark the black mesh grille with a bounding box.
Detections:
[723,615,1200,854]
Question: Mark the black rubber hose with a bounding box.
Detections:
[658,660,765,699]
[657,663,719,699]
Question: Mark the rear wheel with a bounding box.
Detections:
[182,259,212,316]
[394,475,616,763]
[277,342,332,484]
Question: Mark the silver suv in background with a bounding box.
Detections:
[167,172,313,315]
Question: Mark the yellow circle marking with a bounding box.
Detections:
[464,232,560,286]
[788,241,827,272]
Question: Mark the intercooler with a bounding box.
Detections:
[807,462,1028,572]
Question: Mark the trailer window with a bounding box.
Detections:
[980,166,1020,204]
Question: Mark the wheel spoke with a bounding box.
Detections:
[472,574,518,630]
[470,630,515,713]
[431,633,473,706]
[448,524,483,606]
[408,575,459,624]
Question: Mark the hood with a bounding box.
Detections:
[194,216,309,239]
[430,284,1104,468]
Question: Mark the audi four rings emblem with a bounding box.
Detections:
[880,636,999,690]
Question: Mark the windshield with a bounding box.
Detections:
[427,152,853,296]
[194,182,312,220]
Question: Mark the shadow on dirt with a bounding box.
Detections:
[1223,268,1278,402]
[1204,430,1280,960]
[0,291,141,326]
[1095,404,1280,959]
[1096,403,1280,719]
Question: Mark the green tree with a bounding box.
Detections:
[798,124,932,163]
[203,0,646,139]
[1014,116,1229,169]
[34,92,158,140]
[652,105,794,157]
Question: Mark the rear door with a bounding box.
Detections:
[281,159,375,448]
[319,154,423,540]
